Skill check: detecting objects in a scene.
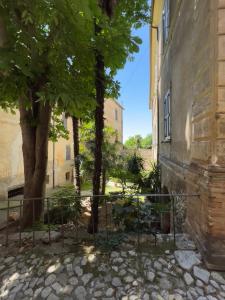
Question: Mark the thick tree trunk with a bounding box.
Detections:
[19,98,51,228]
[72,116,81,195]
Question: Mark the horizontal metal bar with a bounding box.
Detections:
[0,193,200,203]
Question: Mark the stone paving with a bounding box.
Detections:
[0,235,225,300]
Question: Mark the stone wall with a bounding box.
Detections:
[153,0,225,269]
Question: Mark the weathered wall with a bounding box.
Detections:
[0,110,74,199]
[152,0,225,269]
[0,99,123,198]
[0,110,24,199]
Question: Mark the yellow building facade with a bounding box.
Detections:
[0,99,123,199]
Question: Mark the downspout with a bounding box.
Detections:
[52,118,55,189]
[157,88,160,164]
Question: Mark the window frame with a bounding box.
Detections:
[162,0,170,48]
[62,112,68,130]
[115,109,118,121]
[163,89,171,141]
[66,145,71,161]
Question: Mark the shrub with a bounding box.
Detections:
[140,163,161,194]
[45,185,82,224]
[112,196,171,232]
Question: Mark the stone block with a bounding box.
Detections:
[218,61,225,86]
[191,141,211,161]
[218,9,225,34]
[192,117,211,139]
[216,115,225,137]
[218,0,225,9]
[218,88,225,112]
[215,140,225,164]
[218,35,225,60]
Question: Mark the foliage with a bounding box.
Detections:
[80,121,120,182]
[49,112,69,142]
[141,134,152,149]
[45,185,82,224]
[109,152,144,192]
[112,196,171,232]
[95,232,126,251]
[112,197,152,231]
[124,134,152,149]
[0,1,97,114]
[140,163,161,194]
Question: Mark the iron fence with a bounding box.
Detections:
[0,193,200,250]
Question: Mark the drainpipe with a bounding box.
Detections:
[157,88,160,165]
[52,118,55,189]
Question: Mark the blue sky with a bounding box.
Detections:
[116,24,152,142]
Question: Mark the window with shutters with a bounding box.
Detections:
[164,89,171,140]
[162,0,170,47]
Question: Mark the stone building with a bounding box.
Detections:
[150,0,225,269]
[0,99,123,199]
[104,98,124,143]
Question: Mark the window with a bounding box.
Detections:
[65,172,70,181]
[164,89,171,140]
[66,145,71,160]
[162,0,170,47]
[115,109,118,121]
[8,186,24,198]
[62,113,67,129]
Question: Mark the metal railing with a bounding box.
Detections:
[0,193,200,249]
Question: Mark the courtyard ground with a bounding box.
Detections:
[0,234,225,300]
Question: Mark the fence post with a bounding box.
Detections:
[5,198,9,247]
[19,199,22,247]
[172,196,176,246]
[61,199,64,247]
[137,196,140,250]
[104,196,109,243]
[47,198,51,245]
[32,199,35,247]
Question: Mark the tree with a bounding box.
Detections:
[0,1,97,226]
[141,134,152,149]
[79,121,118,193]
[125,135,142,149]
[125,134,152,149]
[90,0,150,233]
[110,152,144,193]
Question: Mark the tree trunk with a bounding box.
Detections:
[72,116,81,195]
[88,51,105,233]
[88,0,117,233]
[101,167,106,195]
[19,97,51,228]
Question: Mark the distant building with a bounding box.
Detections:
[150,0,225,269]
[104,98,124,143]
[0,98,123,199]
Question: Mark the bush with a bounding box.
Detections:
[45,185,82,224]
[140,163,161,194]
[112,196,171,232]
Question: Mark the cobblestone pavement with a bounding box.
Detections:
[0,235,225,300]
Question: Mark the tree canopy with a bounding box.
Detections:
[124,134,152,149]
[0,1,98,115]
